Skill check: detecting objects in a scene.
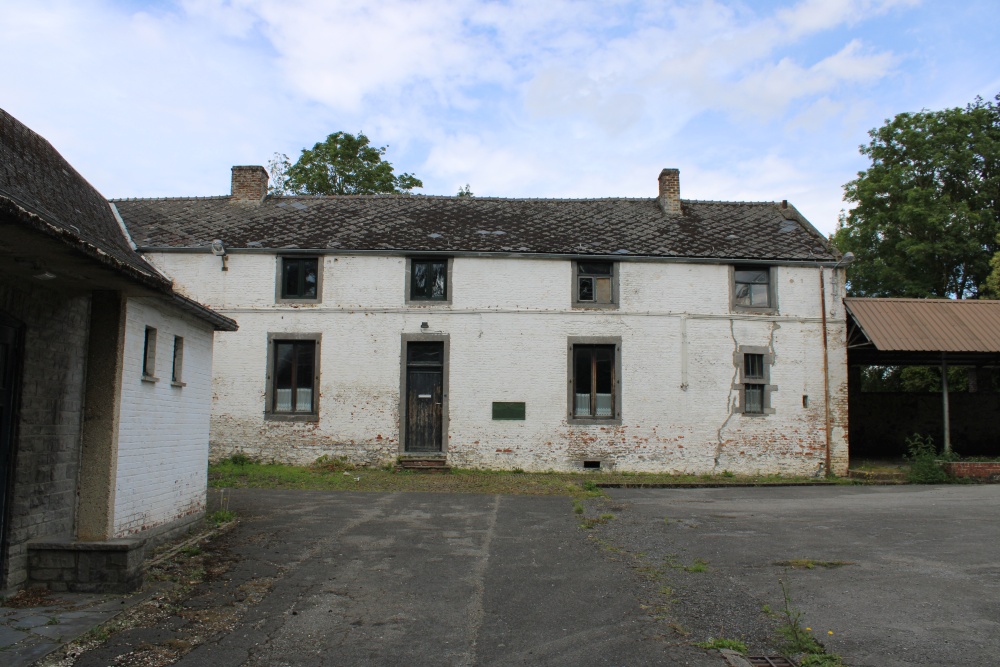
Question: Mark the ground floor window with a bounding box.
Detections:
[736,346,775,415]
[266,334,320,420]
[568,338,621,423]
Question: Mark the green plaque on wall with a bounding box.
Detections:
[492,401,526,420]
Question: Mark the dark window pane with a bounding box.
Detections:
[275,343,294,389]
[744,353,764,380]
[408,342,443,365]
[430,262,446,299]
[273,340,316,413]
[735,269,769,284]
[574,347,592,416]
[411,260,448,300]
[579,277,595,301]
[282,258,319,299]
[745,385,763,413]
[578,262,612,276]
[574,345,615,418]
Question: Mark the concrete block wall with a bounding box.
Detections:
[113,297,216,537]
[0,276,89,593]
[148,252,849,476]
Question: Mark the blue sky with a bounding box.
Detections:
[2,0,999,236]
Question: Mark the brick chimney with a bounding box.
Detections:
[231,166,269,204]
[658,168,681,215]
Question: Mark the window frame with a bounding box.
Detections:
[275,256,323,304]
[572,260,618,309]
[730,265,777,314]
[734,345,776,416]
[405,257,453,305]
[567,336,622,425]
[141,326,158,382]
[265,332,321,422]
[171,335,185,387]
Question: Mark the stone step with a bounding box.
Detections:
[396,457,451,474]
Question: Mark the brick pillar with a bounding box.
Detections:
[231,165,269,204]
[658,168,681,215]
[77,291,125,541]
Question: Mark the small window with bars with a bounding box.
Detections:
[737,348,773,415]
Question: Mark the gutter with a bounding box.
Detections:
[136,246,843,267]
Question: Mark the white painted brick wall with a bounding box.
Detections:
[113,297,215,537]
[147,253,849,475]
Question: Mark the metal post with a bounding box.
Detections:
[941,353,951,453]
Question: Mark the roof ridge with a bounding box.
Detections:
[110,195,231,202]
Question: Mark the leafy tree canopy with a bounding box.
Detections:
[268,131,422,196]
[832,94,1000,299]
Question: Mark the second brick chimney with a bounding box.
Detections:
[231,165,269,204]
[658,168,681,215]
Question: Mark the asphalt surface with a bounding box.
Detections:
[600,484,1000,667]
[50,484,1000,667]
[74,490,725,667]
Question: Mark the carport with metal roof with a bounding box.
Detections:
[845,298,1000,457]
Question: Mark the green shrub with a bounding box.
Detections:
[904,433,949,484]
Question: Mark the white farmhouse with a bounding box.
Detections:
[114,166,850,476]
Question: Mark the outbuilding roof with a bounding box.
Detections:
[0,108,237,332]
[0,108,168,288]
[113,194,838,263]
[845,298,1000,353]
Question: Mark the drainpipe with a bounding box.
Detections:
[820,252,855,476]
[820,269,832,476]
[941,353,951,453]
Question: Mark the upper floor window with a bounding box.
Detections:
[733,265,773,311]
[277,257,321,303]
[573,261,617,308]
[408,258,450,303]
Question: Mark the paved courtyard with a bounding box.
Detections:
[19,484,1000,666]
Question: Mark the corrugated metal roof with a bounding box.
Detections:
[845,298,1000,353]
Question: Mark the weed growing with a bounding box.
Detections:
[904,433,950,483]
[774,579,845,665]
[693,637,748,653]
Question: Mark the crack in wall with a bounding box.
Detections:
[713,320,740,472]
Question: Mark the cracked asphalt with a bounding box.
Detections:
[71,490,724,667]
[55,484,1000,667]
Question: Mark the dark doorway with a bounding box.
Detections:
[405,342,444,452]
[0,314,24,580]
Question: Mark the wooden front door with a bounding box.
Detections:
[0,316,23,578]
[405,342,443,452]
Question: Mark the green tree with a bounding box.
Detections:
[456,184,473,197]
[832,94,1000,299]
[269,132,422,196]
[984,232,1000,298]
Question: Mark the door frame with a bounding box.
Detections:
[0,311,25,588]
[399,333,449,454]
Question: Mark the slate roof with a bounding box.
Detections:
[113,194,837,263]
[0,108,237,331]
[0,107,168,287]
